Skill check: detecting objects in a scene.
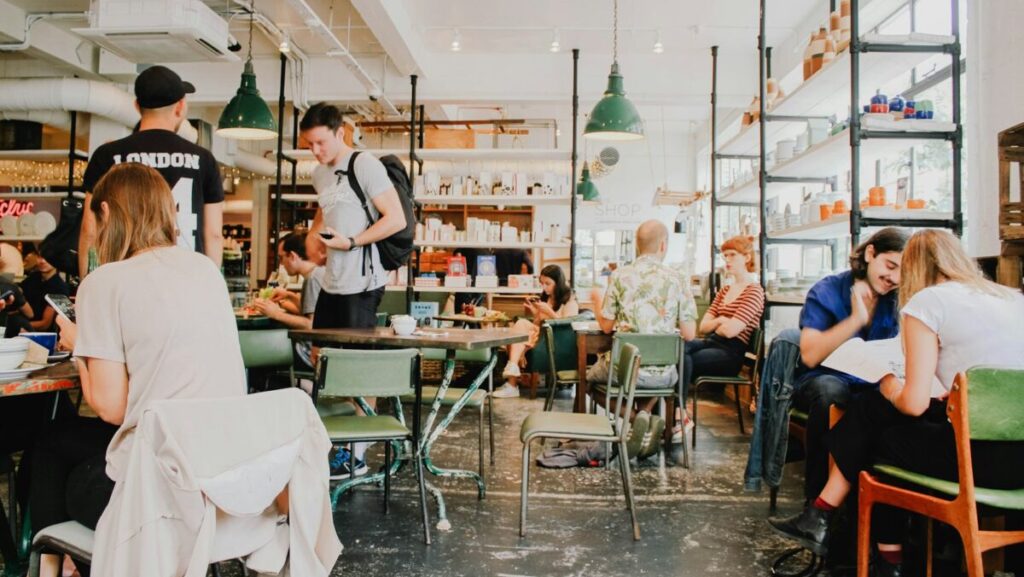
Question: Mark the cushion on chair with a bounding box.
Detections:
[872,464,1024,511]
[555,370,579,383]
[321,415,411,441]
[315,396,357,418]
[401,386,487,408]
[32,521,94,564]
[520,412,614,442]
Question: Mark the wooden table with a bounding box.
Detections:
[0,361,79,576]
[289,326,529,529]
[433,314,511,328]
[574,325,613,413]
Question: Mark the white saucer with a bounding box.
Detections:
[0,366,42,382]
[48,351,71,363]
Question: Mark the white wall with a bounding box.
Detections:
[966,0,1024,258]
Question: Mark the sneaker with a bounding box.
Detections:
[638,414,665,460]
[502,361,521,378]
[329,449,369,480]
[671,413,695,444]
[491,382,520,398]
[625,411,650,459]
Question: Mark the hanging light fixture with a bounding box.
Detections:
[278,31,291,54]
[217,6,277,140]
[585,0,644,141]
[576,163,600,202]
[450,28,462,52]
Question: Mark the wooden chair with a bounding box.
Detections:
[690,328,764,448]
[857,367,1024,577]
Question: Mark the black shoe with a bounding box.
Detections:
[768,505,833,556]
[870,552,903,577]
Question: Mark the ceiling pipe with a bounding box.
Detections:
[279,0,400,115]
[0,12,87,52]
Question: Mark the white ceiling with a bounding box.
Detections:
[0,0,832,129]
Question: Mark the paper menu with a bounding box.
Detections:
[821,337,946,396]
[821,337,904,384]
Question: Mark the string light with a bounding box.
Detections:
[0,159,85,186]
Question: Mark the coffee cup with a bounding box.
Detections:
[390,315,417,336]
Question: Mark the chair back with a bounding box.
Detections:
[529,314,590,374]
[611,333,681,367]
[608,342,641,441]
[744,327,764,378]
[317,348,419,398]
[964,366,1024,442]
[238,329,293,369]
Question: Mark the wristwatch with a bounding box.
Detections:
[347,237,358,251]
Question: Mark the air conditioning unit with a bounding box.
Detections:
[74,0,238,63]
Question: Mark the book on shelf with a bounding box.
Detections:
[446,255,467,277]
[476,255,497,277]
[444,275,471,288]
[414,274,441,288]
[410,301,439,323]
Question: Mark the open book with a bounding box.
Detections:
[822,337,945,396]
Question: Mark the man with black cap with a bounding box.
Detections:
[78,65,224,277]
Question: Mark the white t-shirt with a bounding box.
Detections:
[312,151,394,295]
[74,247,247,480]
[901,281,1024,393]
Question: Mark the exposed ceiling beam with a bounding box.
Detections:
[349,0,429,77]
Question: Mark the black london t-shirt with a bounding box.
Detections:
[83,129,224,255]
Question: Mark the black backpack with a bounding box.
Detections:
[344,151,417,271]
[39,192,85,277]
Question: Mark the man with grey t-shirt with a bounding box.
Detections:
[299,102,406,330]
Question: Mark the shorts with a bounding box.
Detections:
[312,287,385,330]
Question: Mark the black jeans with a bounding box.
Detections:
[827,390,1024,544]
[30,417,117,533]
[312,287,385,330]
[792,373,852,499]
[682,337,745,402]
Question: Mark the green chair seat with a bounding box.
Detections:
[555,370,579,382]
[315,396,357,418]
[790,409,809,423]
[695,375,753,385]
[421,348,492,363]
[592,383,675,397]
[321,415,411,441]
[520,412,614,442]
[401,386,487,408]
[873,464,1024,511]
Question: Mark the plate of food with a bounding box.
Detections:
[233,305,265,319]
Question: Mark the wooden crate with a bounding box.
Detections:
[998,121,1024,288]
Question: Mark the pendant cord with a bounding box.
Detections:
[247,2,254,61]
[613,0,619,63]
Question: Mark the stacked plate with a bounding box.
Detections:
[0,337,29,370]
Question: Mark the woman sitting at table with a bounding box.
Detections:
[492,264,579,398]
[769,229,1024,576]
[29,163,246,576]
[675,235,764,436]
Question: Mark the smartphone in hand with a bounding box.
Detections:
[319,231,335,240]
[45,294,75,323]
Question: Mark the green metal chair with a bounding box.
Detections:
[858,367,1024,577]
[403,347,494,474]
[520,342,643,540]
[691,328,764,449]
[314,347,431,544]
[590,333,687,470]
[523,315,589,411]
[238,329,294,393]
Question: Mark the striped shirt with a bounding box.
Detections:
[707,283,765,345]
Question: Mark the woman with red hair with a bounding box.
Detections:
[678,235,765,435]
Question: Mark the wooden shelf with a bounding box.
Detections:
[416,194,570,206]
[281,148,565,162]
[421,207,533,215]
[385,285,540,295]
[0,149,88,161]
[768,208,954,240]
[415,240,571,250]
[0,192,84,200]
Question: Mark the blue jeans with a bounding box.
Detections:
[792,373,852,499]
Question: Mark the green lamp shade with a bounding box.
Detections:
[217,59,278,140]
[576,164,600,202]
[584,62,644,141]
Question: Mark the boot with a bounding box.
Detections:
[768,504,833,556]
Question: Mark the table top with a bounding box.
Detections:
[0,361,80,398]
[290,326,529,350]
[434,313,511,324]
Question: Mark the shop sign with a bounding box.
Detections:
[0,199,35,217]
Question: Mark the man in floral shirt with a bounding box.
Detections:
[588,220,698,387]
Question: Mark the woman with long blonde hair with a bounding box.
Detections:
[770,229,1024,575]
[29,163,246,576]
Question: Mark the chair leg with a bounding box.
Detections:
[415,449,431,545]
[926,518,933,577]
[527,373,538,400]
[959,522,985,577]
[656,398,666,476]
[519,441,531,537]
[8,469,17,540]
[478,403,485,481]
[543,377,557,411]
[488,373,496,466]
[384,441,392,514]
[734,384,746,435]
[618,439,640,541]
[769,486,778,513]
[691,383,699,449]
[210,562,223,577]
[857,484,873,577]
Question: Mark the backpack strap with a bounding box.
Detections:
[340,151,374,277]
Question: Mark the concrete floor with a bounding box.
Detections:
[323,388,810,577]
[0,389,817,577]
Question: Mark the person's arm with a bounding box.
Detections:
[77,357,129,425]
[700,290,725,335]
[78,192,96,278]
[880,315,939,417]
[203,202,224,267]
[714,287,765,339]
[319,188,406,251]
[306,208,326,262]
[679,319,697,341]
[799,281,874,368]
[29,307,57,331]
[589,286,616,333]
[252,299,313,330]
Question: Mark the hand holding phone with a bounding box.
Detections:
[45,294,75,323]
[318,231,335,240]
[0,289,14,301]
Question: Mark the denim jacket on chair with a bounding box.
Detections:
[743,328,802,492]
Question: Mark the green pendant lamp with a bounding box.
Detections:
[584,0,644,141]
[576,163,600,202]
[217,10,277,140]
